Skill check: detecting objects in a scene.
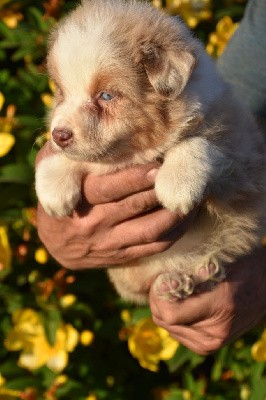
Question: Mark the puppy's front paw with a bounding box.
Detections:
[39,180,81,217]
[155,166,204,214]
[35,155,82,217]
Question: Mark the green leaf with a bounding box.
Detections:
[130,307,151,324]
[0,163,33,184]
[5,376,40,390]
[211,346,229,381]
[0,360,24,379]
[28,7,52,32]
[41,308,62,346]
[0,20,15,40]
[166,345,201,373]
[0,284,23,313]
[56,378,85,398]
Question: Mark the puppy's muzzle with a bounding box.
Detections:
[52,128,73,148]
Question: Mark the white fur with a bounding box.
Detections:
[36,154,84,216]
[155,137,230,213]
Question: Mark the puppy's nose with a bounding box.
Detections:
[52,128,73,148]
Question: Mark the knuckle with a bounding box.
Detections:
[140,225,159,243]
[122,190,157,215]
[199,335,227,354]
[162,312,179,326]
[206,339,224,353]
[74,207,107,235]
[83,175,112,204]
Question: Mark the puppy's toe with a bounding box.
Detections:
[154,272,195,302]
[196,259,225,283]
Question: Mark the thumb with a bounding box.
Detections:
[149,280,213,326]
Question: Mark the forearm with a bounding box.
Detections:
[217,0,266,117]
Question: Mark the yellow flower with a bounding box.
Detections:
[80,330,94,346]
[60,294,77,308]
[183,390,192,400]
[0,132,15,157]
[41,80,55,109]
[128,317,179,372]
[54,374,68,386]
[152,0,162,8]
[0,373,6,387]
[0,98,16,156]
[35,247,49,264]
[251,329,266,362]
[106,375,115,387]
[4,308,79,372]
[165,0,212,29]
[41,93,53,108]
[0,92,4,110]
[120,309,131,323]
[206,16,239,58]
[49,79,56,93]
[0,226,11,272]
[2,10,23,28]
[86,395,97,400]
[240,384,251,400]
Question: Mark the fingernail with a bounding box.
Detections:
[146,168,159,182]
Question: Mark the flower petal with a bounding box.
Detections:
[0,132,15,157]
[251,340,266,362]
[0,92,4,111]
[19,349,46,370]
[0,226,12,270]
[46,349,68,372]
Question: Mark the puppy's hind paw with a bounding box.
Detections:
[196,259,226,283]
[154,272,195,302]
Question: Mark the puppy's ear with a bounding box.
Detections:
[137,41,195,99]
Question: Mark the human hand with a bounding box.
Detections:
[36,143,196,269]
[150,246,266,355]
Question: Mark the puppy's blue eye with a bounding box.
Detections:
[100,92,114,101]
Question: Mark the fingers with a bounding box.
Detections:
[154,323,227,355]
[149,277,237,355]
[150,291,209,327]
[150,291,228,355]
[83,163,160,204]
[112,206,195,248]
[114,207,183,246]
[111,189,160,221]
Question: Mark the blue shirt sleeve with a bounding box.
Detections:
[217,0,266,117]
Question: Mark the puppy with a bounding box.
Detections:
[36,0,266,303]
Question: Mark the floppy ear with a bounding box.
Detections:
[137,41,195,99]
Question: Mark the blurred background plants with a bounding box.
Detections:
[0,0,265,399]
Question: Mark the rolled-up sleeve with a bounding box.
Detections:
[217,0,266,117]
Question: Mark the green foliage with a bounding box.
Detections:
[0,1,265,399]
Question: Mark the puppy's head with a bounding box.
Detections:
[47,0,197,164]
